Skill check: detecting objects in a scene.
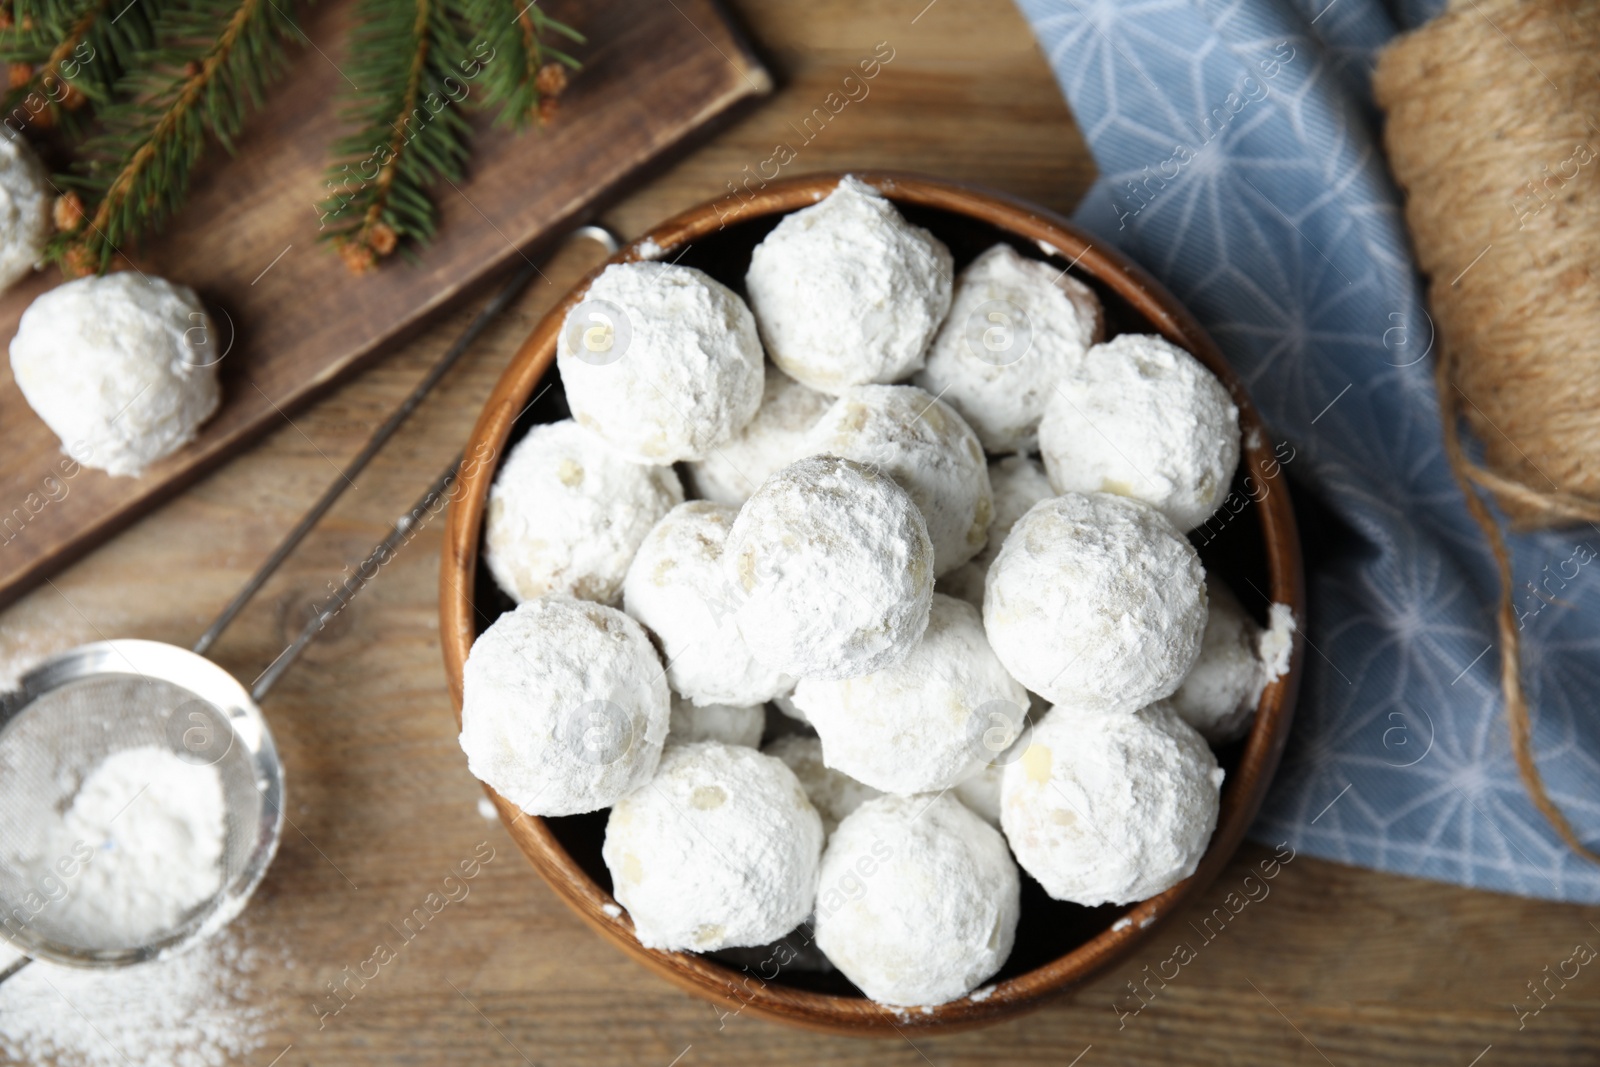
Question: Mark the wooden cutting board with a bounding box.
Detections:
[0,0,768,611]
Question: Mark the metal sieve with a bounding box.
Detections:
[0,641,282,973]
[0,227,618,985]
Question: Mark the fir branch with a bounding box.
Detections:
[50,0,300,273]
[316,0,474,271]
[319,0,581,270]
[460,0,579,128]
[0,0,159,134]
[3,0,94,54]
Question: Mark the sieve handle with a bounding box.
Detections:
[0,954,29,986]
[250,457,461,702]
[193,224,621,658]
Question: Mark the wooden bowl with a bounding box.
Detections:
[439,171,1305,1035]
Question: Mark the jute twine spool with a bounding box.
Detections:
[1374,0,1600,864]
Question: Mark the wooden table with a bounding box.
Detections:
[2,2,1596,1063]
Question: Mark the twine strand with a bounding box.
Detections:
[1375,0,1600,865]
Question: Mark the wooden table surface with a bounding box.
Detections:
[2,1,1597,1064]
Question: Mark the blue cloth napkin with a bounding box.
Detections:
[1013,0,1600,901]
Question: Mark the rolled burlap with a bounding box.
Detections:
[1374,0,1600,863]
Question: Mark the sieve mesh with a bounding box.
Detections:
[0,642,282,967]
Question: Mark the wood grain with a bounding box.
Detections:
[0,0,1595,1063]
[0,0,768,611]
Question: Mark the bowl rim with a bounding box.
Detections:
[438,170,1306,1036]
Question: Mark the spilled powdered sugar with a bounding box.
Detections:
[0,742,249,1065]
[0,930,278,1067]
[0,609,103,693]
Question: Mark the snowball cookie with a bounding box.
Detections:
[764,734,881,836]
[954,730,1034,827]
[485,420,683,604]
[724,456,934,680]
[985,492,1205,711]
[975,454,1056,571]
[557,261,764,464]
[11,274,218,478]
[914,243,1103,454]
[814,793,1020,1006]
[1171,578,1268,745]
[0,135,50,291]
[603,741,824,952]
[669,693,765,748]
[1039,333,1240,531]
[459,596,670,817]
[940,453,1058,608]
[684,366,831,505]
[622,501,792,706]
[1001,702,1223,906]
[808,384,993,576]
[745,176,953,394]
[793,594,1029,794]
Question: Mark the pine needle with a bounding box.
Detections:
[461,0,581,128]
[319,0,581,270]
[316,0,471,271]
[50,0,301,273]
[8,0,581,275]
[0,0,162,135]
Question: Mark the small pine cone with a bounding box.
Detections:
[52,192,84,233]
[59,82,85,111]
[19,15,32,29]
[30,104,53,130]
[8,63,32,90]
[538,95,560,124]
[60,244,97,278]
[183,60,202,78]
[535,63,568,98]
[338,238,378,275]
[0,9,13,29]
[367,221,397,256]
